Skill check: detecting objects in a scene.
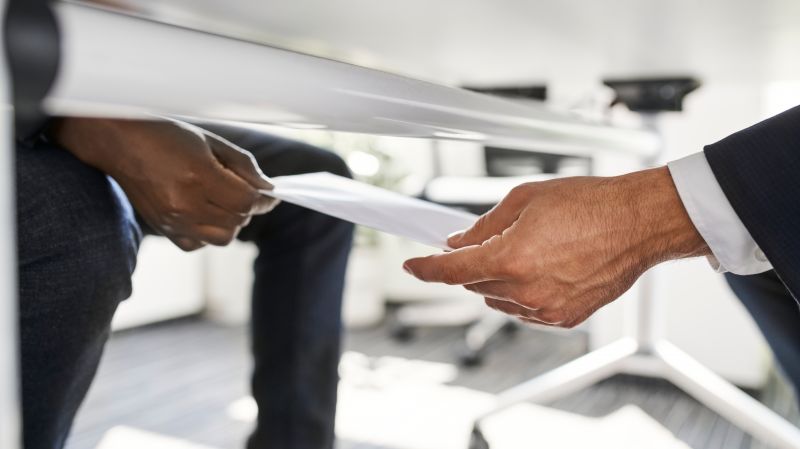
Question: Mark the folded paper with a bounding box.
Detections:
[261,172,477,249]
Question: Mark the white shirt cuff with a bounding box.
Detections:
[667,152,772,275]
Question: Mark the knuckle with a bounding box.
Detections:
[564,313,589,329]
[508,183,533,198]
[536,310,558,324]
[561,320,579,329]
[167,204,187,217]
[518,293,540,310]
[208,236,232,246]
[202,228,237,246]
[508,185,525,198]
[164,195,189,216]
[182,170,200,185]
[175,238,204,252]
[216,231,238,246]
[481,234,501,250]
[537,309,564,325]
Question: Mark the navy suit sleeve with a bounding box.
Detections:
[705,105,800,299]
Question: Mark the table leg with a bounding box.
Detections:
[0,0,22,446]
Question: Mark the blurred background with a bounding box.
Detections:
[61,1,799,448]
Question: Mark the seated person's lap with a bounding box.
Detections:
[17,141,141,449]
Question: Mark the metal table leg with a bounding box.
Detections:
[0,0,22,447]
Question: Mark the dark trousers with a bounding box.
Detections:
[16,125,354,449]
[726,270,800,394]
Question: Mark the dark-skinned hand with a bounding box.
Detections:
[50,117,278,251]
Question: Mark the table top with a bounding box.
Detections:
[47,1,659,156]
[82,0,778,85]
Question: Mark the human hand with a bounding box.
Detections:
[50,117,278,251]
[403,168,709,328]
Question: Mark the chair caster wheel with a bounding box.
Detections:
[458,348,485,367]
[389,323,415,343]
[501,321,519,336]
[468,426,490,449]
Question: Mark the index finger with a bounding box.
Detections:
[403,243,501,285]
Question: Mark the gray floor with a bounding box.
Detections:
[65,317,799,449]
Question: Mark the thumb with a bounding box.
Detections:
[205,132,275,191]
[448,184,531,248]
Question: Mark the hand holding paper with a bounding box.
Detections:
[49,117,276,251]
[403,168,709,328]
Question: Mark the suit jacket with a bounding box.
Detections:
[705,105,800,299]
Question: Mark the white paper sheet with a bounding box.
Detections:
[261,172,478,249]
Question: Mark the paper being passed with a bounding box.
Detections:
[261,172,478,249]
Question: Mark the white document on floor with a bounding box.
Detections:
[262,172,477,249]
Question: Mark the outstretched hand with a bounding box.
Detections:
[403,167,709,328]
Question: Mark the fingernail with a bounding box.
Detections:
[402,262,414,275]
[447,230,465,243]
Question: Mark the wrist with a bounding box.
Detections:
[615,166,710,266]
[48,117,129,175]
[48,117,170,180]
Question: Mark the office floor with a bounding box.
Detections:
[65,317,799,449]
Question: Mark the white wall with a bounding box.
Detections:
[112,239,206,331]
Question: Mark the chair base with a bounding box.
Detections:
[471,338,800,449]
